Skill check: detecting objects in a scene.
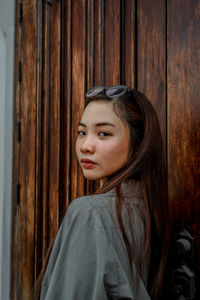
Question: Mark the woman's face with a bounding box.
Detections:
[76,101,130,184]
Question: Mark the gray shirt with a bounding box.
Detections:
[40,180,151,300]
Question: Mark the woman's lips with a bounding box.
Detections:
[80,158,97,169]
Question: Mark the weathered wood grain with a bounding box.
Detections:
[104,0,121,85]
[71,0,86,200]
[123,0,136,88]
[34,0,43,281]
[17,0,37,298]
[11,1,200,299]
[137,0,166,142]
[59,0,72,218]
[93,0,104,85]
[48,0,60,246]
[167,0,200,257]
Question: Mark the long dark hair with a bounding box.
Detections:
[34,87,169,299]
[85,87,169,298]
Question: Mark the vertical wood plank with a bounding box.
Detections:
[60,0,72,216]
[18,0,37,298]
[41,1,51,261]
[38,0,61,262]
[71,0,86,200]
[34,0,43,280]
[86,0,94,90]
[123,0,136,88]
[48,0,61,245]
[167,0,200,256]
[104,0,121,85]
[93,0,104,85]
[137,0,166,141]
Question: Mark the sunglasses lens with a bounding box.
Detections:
[86,87,104,97]
[106,87,126,98]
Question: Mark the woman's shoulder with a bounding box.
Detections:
[68,191,113,214]
[62,191,115,230]
[66,180,144,220]
[64,180,144,230]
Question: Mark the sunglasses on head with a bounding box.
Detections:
[86,85,132,99]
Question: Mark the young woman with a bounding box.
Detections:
[38,85,169,300]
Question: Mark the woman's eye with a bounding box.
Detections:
[77,130,86,136]
[98,131,110,137]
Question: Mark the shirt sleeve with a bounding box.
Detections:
[40,197,119,300]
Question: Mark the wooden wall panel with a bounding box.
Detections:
[12,0,38,298]
[11,0,200,299]
[47,0,61,247]
[86,0,94,89]
[167,0,200,266]
[40,1,50,262]
[35,0,61,276]
[34,0,43,279]
[12,0,62,298]
[59,0,72,217]
[137,0,166,141]
[71,0,86,200]
[93,0,104,85]
[104,0,121,85]
[123,0,136,87]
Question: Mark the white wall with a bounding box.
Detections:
[0,0,15,299]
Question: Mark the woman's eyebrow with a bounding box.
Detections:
[95,122,115,127]
[78,122,86,127]
[78,122,116,127]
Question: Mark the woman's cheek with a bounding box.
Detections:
[100,141,120,160]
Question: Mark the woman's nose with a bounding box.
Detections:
[80,137,95,154]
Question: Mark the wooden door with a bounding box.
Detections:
[12,0,200,299]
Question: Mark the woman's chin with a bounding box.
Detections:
[82,171,101,181]
[83,175,99,181]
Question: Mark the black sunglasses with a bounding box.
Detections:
[86,85,132,99]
